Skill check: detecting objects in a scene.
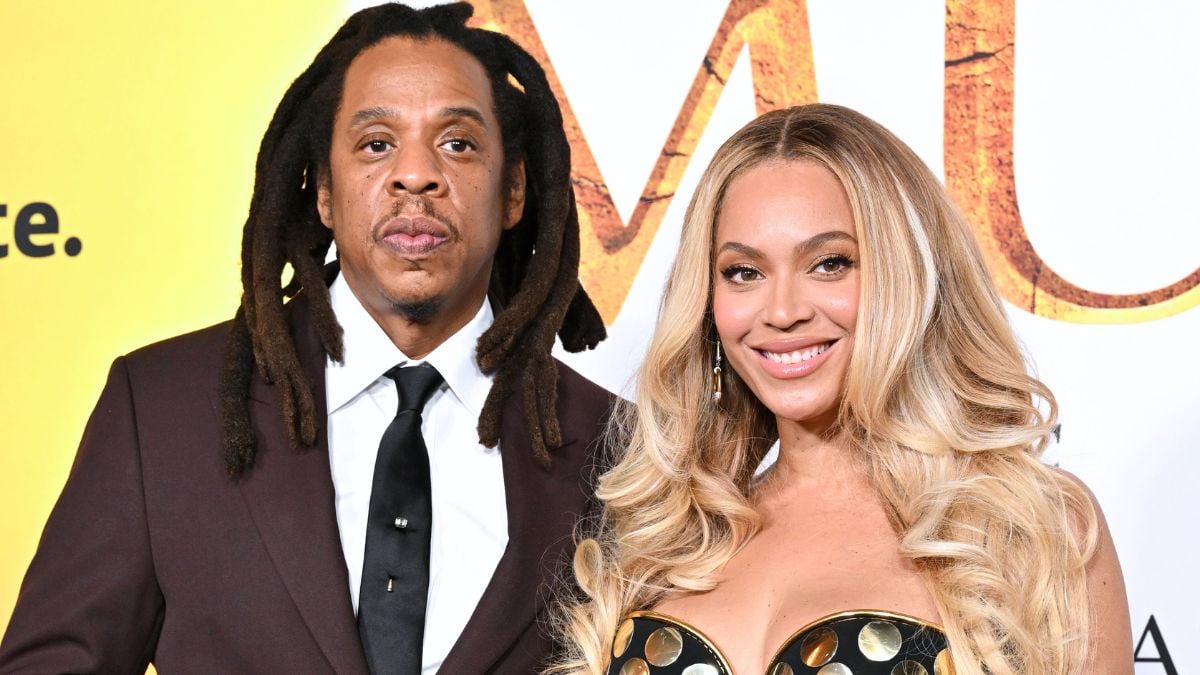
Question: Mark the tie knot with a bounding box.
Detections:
[385,363,443,414]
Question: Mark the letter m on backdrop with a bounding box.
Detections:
[470,1,818,323]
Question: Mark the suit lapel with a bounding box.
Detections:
[438,385,588,673]
[238,293,370,675]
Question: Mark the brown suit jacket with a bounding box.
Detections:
[0,293,611,674]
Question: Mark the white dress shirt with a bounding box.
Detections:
[325,274,508,675]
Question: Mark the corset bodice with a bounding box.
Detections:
[607,610,954,675]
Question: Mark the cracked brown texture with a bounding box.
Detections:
[944,0,1199,322]
[474,0,1196,325]
[471,0,816,323]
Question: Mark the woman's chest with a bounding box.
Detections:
[652,522,940,673]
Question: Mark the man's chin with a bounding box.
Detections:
[389,296,444,325]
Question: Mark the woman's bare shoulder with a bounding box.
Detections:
[1054,467,1133,674]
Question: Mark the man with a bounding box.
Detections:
[0,3,609,673]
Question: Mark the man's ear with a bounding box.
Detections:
[504,161,526,230]
[316,171,333,230]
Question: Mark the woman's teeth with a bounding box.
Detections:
[761,342,831,364]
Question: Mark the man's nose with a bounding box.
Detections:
[388,144,445,197]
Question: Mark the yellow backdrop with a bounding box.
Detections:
[0,0,346,634]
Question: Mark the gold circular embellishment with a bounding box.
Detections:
[858,620,903,662]
[933,648,956,675]
[892,661,929,675]
[770,662,795,675]
[682,664,721,675]
[619,657,650,675]
[613,619,635,659]
[817,663,853,675]
[645,626,684,667]
[799,626,839,667]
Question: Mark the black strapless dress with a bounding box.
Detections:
[606,610,954,675]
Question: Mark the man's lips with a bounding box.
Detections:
[751,338,839,378]
[378,216,451,257]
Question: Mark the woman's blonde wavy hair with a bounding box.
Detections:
[552,104,1099,675]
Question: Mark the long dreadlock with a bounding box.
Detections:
[221,2,606,479]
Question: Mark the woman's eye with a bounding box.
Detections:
[721,265,762,283]
[813,255,853,275]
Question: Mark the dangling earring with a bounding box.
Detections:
[712,342,723,404]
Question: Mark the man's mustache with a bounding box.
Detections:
[371,196,460,241]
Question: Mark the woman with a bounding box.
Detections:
[555,105,1131,674]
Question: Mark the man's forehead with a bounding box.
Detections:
[338,36,496,123]
[347,36,492,94]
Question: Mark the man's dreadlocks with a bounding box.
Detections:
[220,2,606,478]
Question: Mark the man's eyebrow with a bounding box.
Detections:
[348,106,400,126]
[441,106,487,127]
[346,106,489,128]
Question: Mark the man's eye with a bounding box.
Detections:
[441,138,475,153]
[363,140,391,153]
[721,265,762,283]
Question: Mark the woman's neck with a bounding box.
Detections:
[762,413,869,493]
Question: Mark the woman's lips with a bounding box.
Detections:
[753,339,838,378]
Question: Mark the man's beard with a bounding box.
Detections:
[391,296,443,324]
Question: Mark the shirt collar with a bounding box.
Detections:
[325,273,494,418]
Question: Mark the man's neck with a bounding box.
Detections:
[325,275,495,418]
[364,302,479,360]
[337,277,488,359]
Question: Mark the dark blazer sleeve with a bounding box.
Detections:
[0,357,164,672]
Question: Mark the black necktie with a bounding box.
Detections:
[358,363,443,675]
